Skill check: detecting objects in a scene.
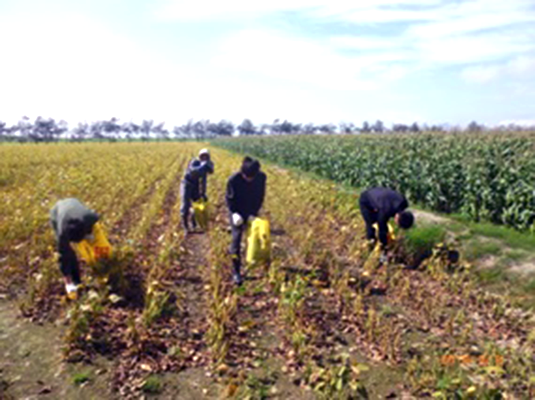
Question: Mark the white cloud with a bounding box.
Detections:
[156,0,320,21]
[319,8,439,24]
[0,12,369,125]
[1,0,534,125]
[155,0,443,21]
[211,29,377,91]
[461,65,502,83]
[330,36,402,51]
[508,55,535,75]
[406,1,535,39]
[325,1,535,88]
[0,13,225,124]
[330,2,535,66]
[156,0,535,31]
[417,31,535,65]
[461,55,535,84]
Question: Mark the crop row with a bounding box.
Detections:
[0,143,188,296]
[259,161,535,398]
[196,147,535,398]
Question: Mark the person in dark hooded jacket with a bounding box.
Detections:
[50,198,99,298]
[225,156,266,286]
[180,148,215,232]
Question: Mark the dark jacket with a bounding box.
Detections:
[183,158,214,197]
[226,172,267,219]
[360,188,408,246]
[50,198,99,274]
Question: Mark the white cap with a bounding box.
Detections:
[199,148,210,156]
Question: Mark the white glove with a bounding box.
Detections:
[232,213,244,227]
[65,283,78,294]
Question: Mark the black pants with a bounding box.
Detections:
[229,214,248,270]
[180,181,200,226]
[359,197,377,241]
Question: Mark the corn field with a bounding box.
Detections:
[0,142,534,399]
[215,133,535,231]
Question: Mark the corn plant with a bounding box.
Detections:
[214,133,535,231]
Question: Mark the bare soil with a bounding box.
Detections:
[0,300,112,399]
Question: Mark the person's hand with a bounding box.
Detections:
[202,194,208,202]
[232,213,244,227]
[247,215,257,223]
[204,159,214,173]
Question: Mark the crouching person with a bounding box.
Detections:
[50,198,100,299]
[359,187,414,263]
[226,157,266,286]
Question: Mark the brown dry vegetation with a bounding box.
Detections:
[1,143,534,399]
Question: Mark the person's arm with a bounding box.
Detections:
[376,212,389,248]
[188,160,213,177]
[50,206,59,237]
[252,174,266,216]
[200,175,207,199]
[58,234,79,278]
[226,177,238,213]
[205,159,214,174]
[201,160,214,199]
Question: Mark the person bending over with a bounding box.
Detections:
[50,198,99,298]
[359,187,414,262]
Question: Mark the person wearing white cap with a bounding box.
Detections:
[180,149,215,233]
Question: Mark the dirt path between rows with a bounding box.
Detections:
[153,231,220,399]
[0,300,113,399]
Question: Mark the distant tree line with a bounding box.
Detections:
[0,116,532,143]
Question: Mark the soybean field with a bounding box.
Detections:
[0,141,534,399]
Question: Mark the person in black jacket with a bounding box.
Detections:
[359,187,414,261]
[50,198,99,298]
[226,157,267,286]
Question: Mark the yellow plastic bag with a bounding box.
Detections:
[192,199,209,230]
[72,222,113,265]
[372,222,396,245]
[246,217,271,267]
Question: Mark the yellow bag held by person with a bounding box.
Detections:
[72,222,113,265]
[192,199,209,231]
[372,222,396,245]
[246,217,271,267]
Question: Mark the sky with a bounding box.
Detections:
[0,0,534,127]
